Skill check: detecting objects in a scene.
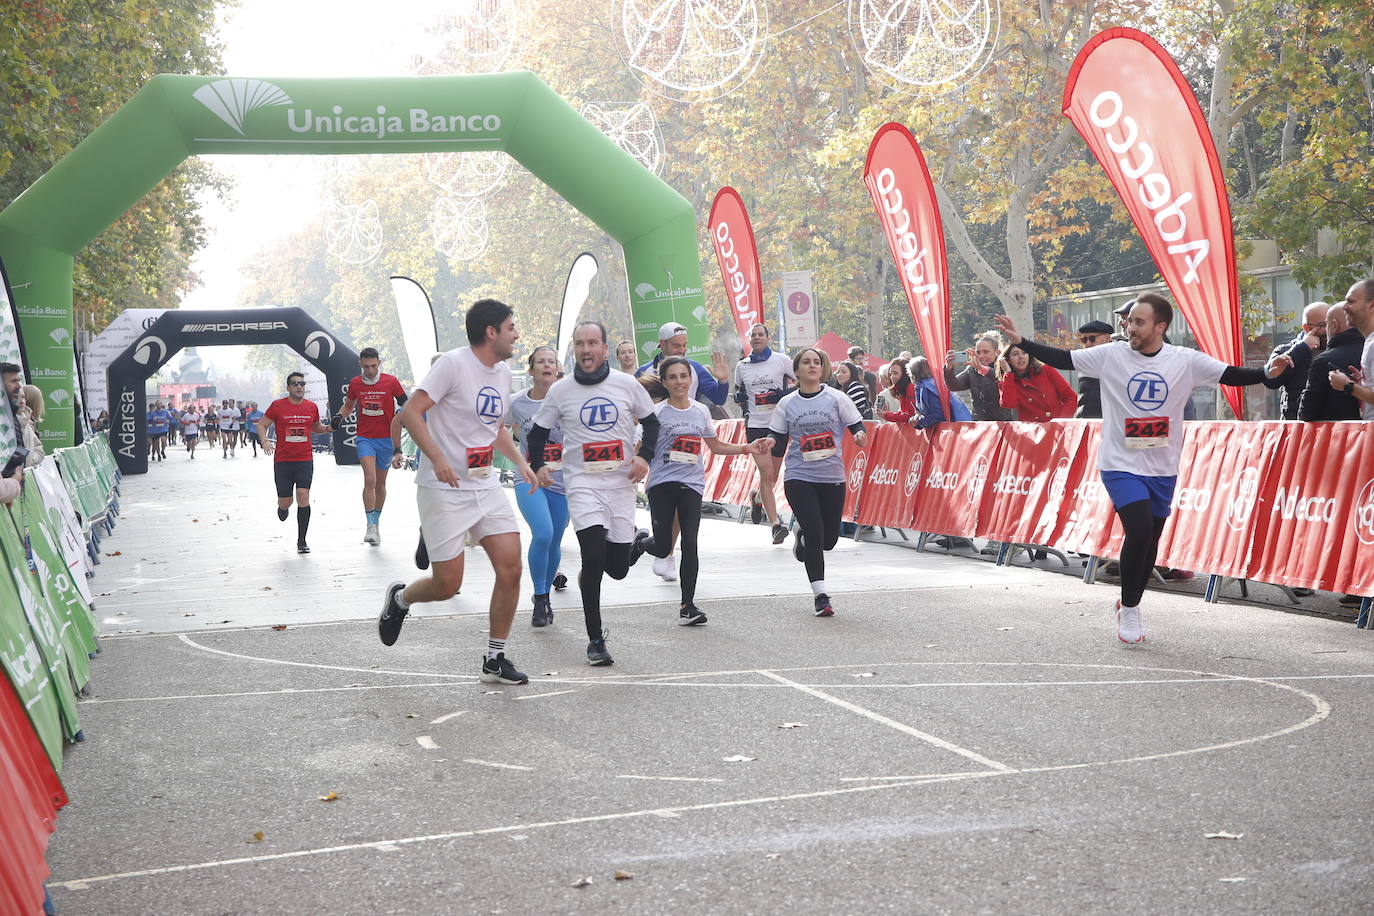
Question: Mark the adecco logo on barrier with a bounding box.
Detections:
[1353,478,1374,547]
[1271,484,1339,524]
[868,464,899,487]
[1047,456,1071,502]
[966,454,989,505]
[1224,466,1262,532]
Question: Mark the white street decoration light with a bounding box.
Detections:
[617,0,767,99]
[849,0,999,93]
[431,195,490,261]
[324,199,384,265]
[415,0,521,75]
[579,102,663,174]
[422,150,510,199]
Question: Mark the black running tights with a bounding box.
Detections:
[576,526,631,640]
[1116,500,1168,608]
[645,482,701,605]
[784,479,845,584]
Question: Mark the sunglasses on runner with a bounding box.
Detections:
[288,381,306,386]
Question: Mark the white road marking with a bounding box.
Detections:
[462,759,534,772]
[49,771,978,891]
[177,634,474,680]
[616,774,726,783]
[513,689,578,701]
[429,711,465,725]
[757,669,1017,774]
[415,736,439,750]
[81,682,459,704]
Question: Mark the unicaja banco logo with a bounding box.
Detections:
[48,327,70,347]
[194,79,293,135]
[48,388,69,407]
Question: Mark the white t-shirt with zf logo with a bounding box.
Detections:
[533,369,655,492]
[1070,341,1227,477]
[414,346,511,491]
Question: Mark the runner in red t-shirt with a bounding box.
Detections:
[334,347,408,547]
[259,371,332,554]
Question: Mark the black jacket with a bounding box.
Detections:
[1298,327,1366,421]
[1262,333,1316,420]
[944,364,1015,421]
[1075,376,1102,419]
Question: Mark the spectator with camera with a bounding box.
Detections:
[944,332,1015,421]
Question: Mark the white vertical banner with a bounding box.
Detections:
[388,276,440,387]
[778,270,817,347]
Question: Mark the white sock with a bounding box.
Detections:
[395,589,411,610]
[811,580,827,597]
[485,637,506,661]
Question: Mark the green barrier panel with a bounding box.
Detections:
[29,464,98,657]
[0,550,67,770]
[54,448,100,522]
[84,436,114,498]
[16,482,96,679]
[0,73,707,448]
[0,505,82,745]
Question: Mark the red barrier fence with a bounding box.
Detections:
[708,418,1374,597]
[1,674,66,914]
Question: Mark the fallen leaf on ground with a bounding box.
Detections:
[262,586,272,591]
[541,671,558,676]
[183,613,195,617]
[404,713,417,719]
[318,791,341,802]
[571,876,593,888]
[105,551,122,557]
[777,723,807,729]
[247,831,265,844]
[722,755,756,762]
[270,625,287,631]
[850,672,876,678]
[192,519,198,523]
[1205,831,1244,840]
[996,627,1015,631]
[613,870,633,881]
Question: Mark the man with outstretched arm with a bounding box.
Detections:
[333,347,408,546]
[994,293,1286,645]
[377,299,538,688]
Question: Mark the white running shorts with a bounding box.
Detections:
[567,485,637,543]
[416,485,519,563]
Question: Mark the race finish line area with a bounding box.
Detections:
[46,457,1374,913]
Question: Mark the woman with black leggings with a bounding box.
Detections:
[632,357,769,624]
[768,348,869,617]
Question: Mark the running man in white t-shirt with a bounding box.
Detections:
[526,321,660,666]
[995,294,1285,644]
[377,299,538,687]
[217,400,241,458]
[731,322,795,543]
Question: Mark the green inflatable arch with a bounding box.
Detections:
[0,72,707,448]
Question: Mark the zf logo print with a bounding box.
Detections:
[1127,371,1169,410]
[475,386,504,425]
[580,397,619,431]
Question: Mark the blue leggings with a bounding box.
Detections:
[514,485,569,595]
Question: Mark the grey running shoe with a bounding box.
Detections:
[480,653,529,685]
[378,582,408,646]
[587,638,614,666]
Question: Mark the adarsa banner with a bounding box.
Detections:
[708,187,764,355]
[1063,27,1245,420]
[863,123,954,416]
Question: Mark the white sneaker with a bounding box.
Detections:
[364,523,380,545]
[653,556,678,582]
[1115,600,1145,644]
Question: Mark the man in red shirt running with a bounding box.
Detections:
[333,347,407,546]
[258,372,332,554]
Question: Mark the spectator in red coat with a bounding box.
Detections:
[877,360,917,423]
[996,342,1076,422]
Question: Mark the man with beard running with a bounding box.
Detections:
[994,293,1286,644]
[334,347,408,546]
[377,299,537,687]
[526,321,660,666]
[258,373,332,554]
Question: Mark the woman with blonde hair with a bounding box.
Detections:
[18,384,45,466]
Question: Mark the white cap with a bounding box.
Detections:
[658,321,688,342]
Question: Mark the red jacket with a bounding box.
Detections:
[880,387,917,423]
[998,366,1076,422]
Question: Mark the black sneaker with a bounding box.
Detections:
[750,491,764,526]
[792,530,805,563]
[587,638,614,666]
[277,507,289,521]
[378,581,408,646]
[552,573,568,591]
[678,604,708,626]
[629,528,653,566]
[531,594,553,627]
[771,523,788,545]
[480,653,529,685]
[297,542,311,554]
[414,534,429,570]
[814,593,834,618]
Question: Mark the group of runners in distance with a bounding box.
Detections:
[228,289,1292,685]
[144,399,265,461]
